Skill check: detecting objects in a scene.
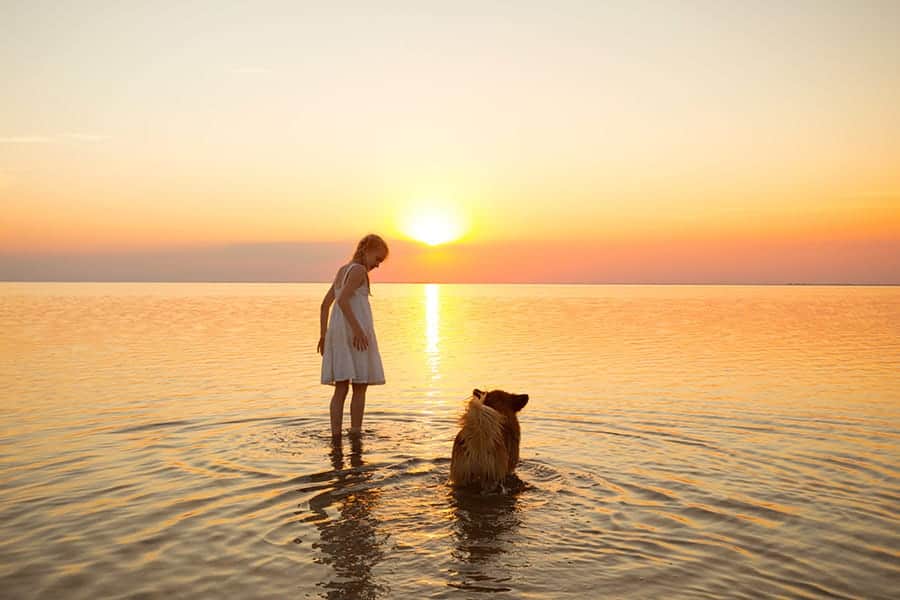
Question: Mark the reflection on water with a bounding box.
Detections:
[447,480,524,594]
[311,436,387,599]
[425,283,440,355]
[1,283,898,599]
[424,283,441,401]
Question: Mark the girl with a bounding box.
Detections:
[317,234,389,439]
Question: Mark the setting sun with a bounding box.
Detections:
[403,205,466,246]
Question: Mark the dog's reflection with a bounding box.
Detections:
[311,435,387,599]
[447,475,525,593]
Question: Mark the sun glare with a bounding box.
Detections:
[404,206,466,246]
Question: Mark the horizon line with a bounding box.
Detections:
[2,280,898,287]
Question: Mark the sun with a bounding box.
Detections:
[403,206,466,246]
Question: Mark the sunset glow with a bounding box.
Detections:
[1,3,898,283]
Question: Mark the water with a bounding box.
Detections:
[1,282,899,599]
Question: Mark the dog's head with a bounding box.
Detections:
[473,388,529,414]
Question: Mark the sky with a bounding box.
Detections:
[2,1,899,283]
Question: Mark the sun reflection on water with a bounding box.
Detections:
[425,284,441,398]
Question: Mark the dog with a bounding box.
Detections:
[450,388,529,491]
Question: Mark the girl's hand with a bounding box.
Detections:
[352,330,369,351]
[317,336,325,355]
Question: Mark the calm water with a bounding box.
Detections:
[2,283,899,599]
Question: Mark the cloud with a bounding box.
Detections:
[1,239,899,283]
[0,133,110,144]
[0,242,350,282]
[0,136,53,144]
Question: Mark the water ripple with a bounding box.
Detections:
[2,283,899,599]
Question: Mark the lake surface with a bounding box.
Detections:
[2,283,899,599]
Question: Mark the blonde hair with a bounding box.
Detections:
[351,234,389,293]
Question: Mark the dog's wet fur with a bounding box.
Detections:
[450,388,529,492]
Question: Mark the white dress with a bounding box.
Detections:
[321,263,386,386]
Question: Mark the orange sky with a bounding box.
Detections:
[2,2,899,282]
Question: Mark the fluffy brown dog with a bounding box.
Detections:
[450,388,529,491]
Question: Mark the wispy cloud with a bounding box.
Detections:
[0,133,110,144]
[0,136,53,144]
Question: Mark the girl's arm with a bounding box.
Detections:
[317,284,335,355]
[336,265,369,350]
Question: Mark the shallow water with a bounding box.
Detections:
[1,282,899,599]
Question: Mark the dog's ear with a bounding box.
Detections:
[473,388,484,399]
[512,394,529,412]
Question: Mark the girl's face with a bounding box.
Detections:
[364,247,388,271]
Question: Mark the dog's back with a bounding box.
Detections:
[450,397,509,488]
[450,389,528,490]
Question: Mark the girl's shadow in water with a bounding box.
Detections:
[447,476,525,593]
[309,435,387,599]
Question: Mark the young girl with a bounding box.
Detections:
[317,234,389,439]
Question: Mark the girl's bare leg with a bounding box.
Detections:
[330,381,350,439]
[349,383,368,434]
